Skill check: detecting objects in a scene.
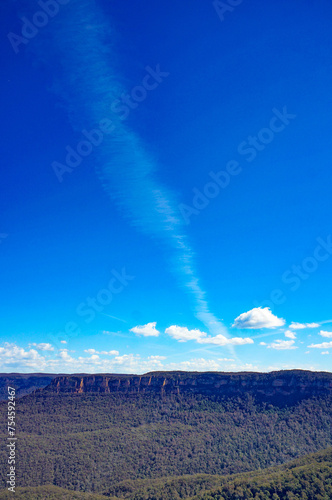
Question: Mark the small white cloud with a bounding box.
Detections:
[58,349,75,362]
[259,342,267,346]
[113,354,140,365]
[29,343,54,351]
[198,334,253,346]
[218,358,235,362]
[130,322,160,337]
[60,340,67,344]
[308,341,332,349]
[284,330,296,339]
[267,339,297,350]
[289,323,306,330]
[165,325,253,346]
[319,330,332,338]
[165,325,206,342]
[321,351,330,355]
[232,307,285,329]
[85,349,119,356]
[289,322,319,330]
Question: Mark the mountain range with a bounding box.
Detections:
[0,370,331,499]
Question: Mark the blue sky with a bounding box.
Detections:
[1,0,332,373]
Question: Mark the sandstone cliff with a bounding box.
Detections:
[45,370,332,403]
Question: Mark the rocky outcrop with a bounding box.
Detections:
[45,370,332,404]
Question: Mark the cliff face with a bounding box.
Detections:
[46,370,332,403]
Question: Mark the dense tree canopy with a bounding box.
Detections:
[0,372,331,498]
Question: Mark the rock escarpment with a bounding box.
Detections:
[46,370,332,404]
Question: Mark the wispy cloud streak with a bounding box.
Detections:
[35,0,229,338]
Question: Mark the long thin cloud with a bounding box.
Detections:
[32,0,230,340]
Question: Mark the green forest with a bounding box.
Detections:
[0,371,331,498]
[0,448,330,499]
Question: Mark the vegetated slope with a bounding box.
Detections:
[190,447,332,500]
[0,370,330,495]
[0,485,110,499]
[0,448,331,499]
[106,447,332,499]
